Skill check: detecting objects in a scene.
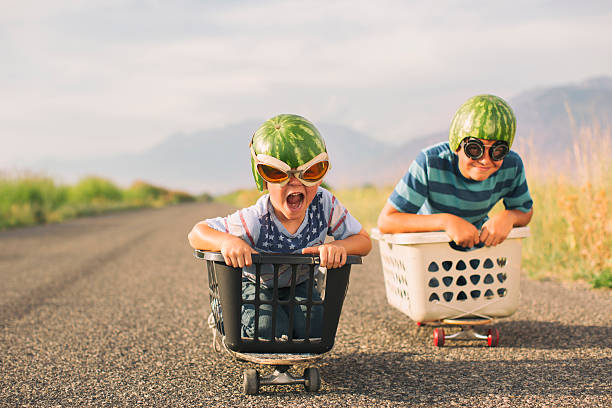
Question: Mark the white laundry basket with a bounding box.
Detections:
[371,227,530,322]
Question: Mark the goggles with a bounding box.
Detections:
[249,143,330,187]
[461,138,509,162]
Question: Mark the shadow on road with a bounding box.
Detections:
[495,319,612,350]
[389,319,612,350]
[320,351,610,402]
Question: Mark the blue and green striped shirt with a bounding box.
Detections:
[389,142,533,229]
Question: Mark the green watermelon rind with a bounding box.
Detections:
[449,95,516,152]
[250,114,327,191]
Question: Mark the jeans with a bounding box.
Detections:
[241,278,323,340]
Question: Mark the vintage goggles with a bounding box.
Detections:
[461,138,509,162]
[250,143,330,187]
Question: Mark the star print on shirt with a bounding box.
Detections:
[255,192,329,253]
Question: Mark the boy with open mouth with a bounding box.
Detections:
[188,114,371,340]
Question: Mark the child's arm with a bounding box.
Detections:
[302,228,371,269]
[378,202,482,248]
[480,208,533,246]
[188,221,258,267]
[378,202,534,247]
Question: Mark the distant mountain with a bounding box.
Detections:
[364,76,612,183]
[36,76,612,194]
[511,75,612,156]
[38,120,395,194]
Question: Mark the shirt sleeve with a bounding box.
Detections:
[205,198,265,247]
[324,192,363,240]
[388,151,428,213]
[502,155,533,213]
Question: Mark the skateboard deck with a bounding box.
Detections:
[441,316,493,326]
[224,342,327,365]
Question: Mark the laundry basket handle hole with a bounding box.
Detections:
[448,241,485,252]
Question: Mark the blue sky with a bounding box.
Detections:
[1,0,611,167]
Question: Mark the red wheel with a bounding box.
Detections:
[433,328,445,347]
[487,327,500,347]
[416,322,423,327]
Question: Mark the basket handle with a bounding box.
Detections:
[448,241,485,252]
[195,250,362,265]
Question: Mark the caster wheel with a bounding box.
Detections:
[487,327,500,347]
[243,369,259,395]
[304,366,321,392]
[433,328,445,347]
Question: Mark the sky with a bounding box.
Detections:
[1,0,612,168]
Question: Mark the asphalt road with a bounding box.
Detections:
[1,202,611,407]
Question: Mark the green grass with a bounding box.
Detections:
[0,174,198,230]
[216,188,265,209]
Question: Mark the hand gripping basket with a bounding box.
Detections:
[195,251,361,354]
[371,227,530,322]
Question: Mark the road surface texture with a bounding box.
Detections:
[1,202,611,407]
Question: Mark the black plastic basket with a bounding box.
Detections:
[195,251,361,354]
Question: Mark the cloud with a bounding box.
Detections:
[1,0,611,165]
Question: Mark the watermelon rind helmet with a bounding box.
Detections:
[449,94,517,152]
[250,114,328,191]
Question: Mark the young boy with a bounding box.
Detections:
[377,94,533,248]
[188,114,371,340]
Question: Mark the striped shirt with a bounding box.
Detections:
[389,142,533,229]
[206,187,362,288]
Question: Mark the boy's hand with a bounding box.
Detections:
[444,215,480,248]
[302,244,347,269]
[480,213,514,246]
[220,235,258,268]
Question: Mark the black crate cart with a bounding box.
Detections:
[195,251,361,394]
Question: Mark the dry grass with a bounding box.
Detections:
[514,123,612,287]
[333,184,393,231]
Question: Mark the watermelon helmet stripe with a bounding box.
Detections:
[449,95,516,152]
[250,114,328,191]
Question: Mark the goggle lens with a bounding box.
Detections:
[257,164,289,183]
[465,142,484,159]
[302,161,329,181]
[490,143,509,161]
[256,160,329,185]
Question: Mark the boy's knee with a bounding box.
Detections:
[241,304,289,339]
[292,303,324,339]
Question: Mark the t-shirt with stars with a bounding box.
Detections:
[205,187,363,288]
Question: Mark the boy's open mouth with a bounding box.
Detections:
[286,192,304,210]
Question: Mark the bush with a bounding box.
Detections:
[0,174,199,230]
[0,174,68,228]
[125,180,196,207]
[69,176,123,205]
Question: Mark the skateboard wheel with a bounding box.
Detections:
[416,322,423,327]
[243,369,259,395]
[304,366,321,392]
[433,328,445,347]
[487,327,500,347]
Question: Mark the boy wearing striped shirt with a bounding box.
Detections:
[378,95,533,248]
[189,114,371,340]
